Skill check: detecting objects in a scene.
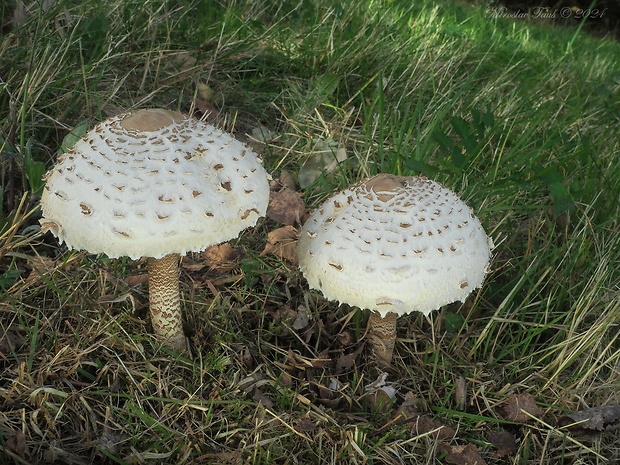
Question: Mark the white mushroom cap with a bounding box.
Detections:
[298,174,493,317]
[40,109,270,259]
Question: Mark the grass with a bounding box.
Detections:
[1,0,619,463]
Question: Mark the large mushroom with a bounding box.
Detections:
[40,109,270,351]
[297,174,493,368]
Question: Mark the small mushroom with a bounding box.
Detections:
[297,174,493,368]
[40,109,270,351]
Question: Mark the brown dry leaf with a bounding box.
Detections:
[266,188,306,225]
[124,274,149,287]
[454,375,467,410]
[98,426,127,457]
[197,451,243,464]
[292,305,310,330]
[298,141,347,188]
[5,431,27,459]
[25,254,54,276]
[309,381,342,409]
[0,328,25,354]
[559,405,620,434]
[371,393,455,440]
[335,344,364,375]
[196,81,212,101]
[413,415,456,440]
[193,98,220,122]
[190,85,217,119]
[438,442,487,465]
[261,225,299,265]
[180,256,205,272]
[272,305,297,327]
[366,388,395,414]
[238,372,275,409]
[309,349,331,368]
[169,51,197,78]
[488,429,517,458]
[251,387,275,409]
[279,170,296,190]
[192,81,221,123]
[236,345,254,369]
[395,391,428,419]
[501,393,542,422]
[279,371,294,388]
[285,348,311,370]
[202,243,239,272]
[335,330,353,346]
[295,415,317,433]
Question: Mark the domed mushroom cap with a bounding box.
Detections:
[40,109,270,259]
[298,174,493,317]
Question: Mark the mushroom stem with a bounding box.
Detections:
[147,253,186,351]
[367,311,399,368]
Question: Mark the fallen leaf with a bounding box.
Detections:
[193,98,220,122]
[333,331,353,347]
[5,431,27,459]
[0,328,25,354]
[335,344,364,375]
[261,225,299,265]
[285,348,312,370]
[309,349,331,368]
[298,140,347,188]
[395,391,428,419]
[559,405,620,435]
[238,372,275,409]
[192,81,220,122]
[279,170,296,190]
[180,256,206,272]
[366,388,395,414]
[279,371,293,388]
[202,243,239,272]
[488,429,517,458]
[365,372,390,391]
[295,415,317,433]
[169,51,197,79]
[438,442,487,465]
[454,375,467,410]
[309,380,343,409]
[364,373,396,414]
[370,393,453,440]
[98,426,127,456]
[235,345,254,369]
[251,387,275,409]
[124,274,149,286]
[413,415,456,440]
[197,451,243,464]
[249,125,277,143]
[292,305,310,330]
[196,81,212,101]
[266,188,306,225]
[501,393,542,423]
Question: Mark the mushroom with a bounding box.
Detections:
[297,174,493,368]
[40,109,270,351]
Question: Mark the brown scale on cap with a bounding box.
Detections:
[120,109,184,132]
[363,173,414,202]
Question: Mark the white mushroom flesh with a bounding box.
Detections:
[40,109,270,259]
[297,174,493,317]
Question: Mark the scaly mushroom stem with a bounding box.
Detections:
[367,311,399,368]
[148,253,186,351]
